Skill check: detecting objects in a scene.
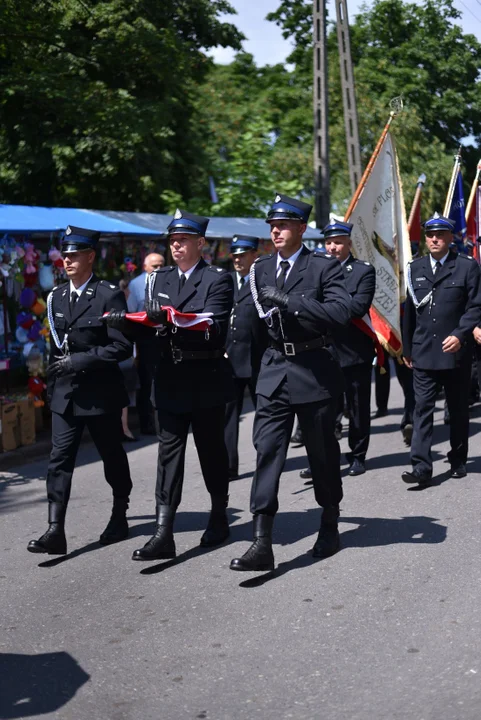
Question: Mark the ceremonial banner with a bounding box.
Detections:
[447,168,467,242]
[346,132,411,356]
[407,173,426,247]
[103,308,213,332]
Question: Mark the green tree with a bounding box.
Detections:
[0,0,242,210]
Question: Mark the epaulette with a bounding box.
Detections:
[408,255,423,264]
[208,265,225,273]
[353,258,372,266]
[99,280,120,291]
[458,254,473,260]
[153,266,173,273]
[254,254,273,263]
[313,250,333,259]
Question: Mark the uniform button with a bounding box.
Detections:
[432,302,436,306]
[301,294,305,298]
[68,327,72,332]
[233,327,236,331]
[432,318,436,322]
[294,311,299,316]
[233,340,237,344]
[433,334,437,338]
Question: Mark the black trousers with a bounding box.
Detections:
[251,380,342,517]
[340,363,372,461]
[411,366,471,476]
[137,342,155,429]
[155,405,229,509]
[47,410,132,506]
[375,357,415,427]
[224,376,256,475]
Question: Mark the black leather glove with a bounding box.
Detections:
[146,300,168,325]
[259,286,289,309]
[101,309,128,331]
[47,356,74,380]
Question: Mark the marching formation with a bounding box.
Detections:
[27,195,481,572]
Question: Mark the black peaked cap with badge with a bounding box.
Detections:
[322,220,353,239]
[421,212,455,233]
[266,194,312,224]
[167,209,209,237]
[61,226,100,253]
[230,235,259,255]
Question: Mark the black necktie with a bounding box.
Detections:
[239,276,245,291]
[276,260,290,289]
[70,291,79,308]
[434,261,442,275]
[179,273,186,293]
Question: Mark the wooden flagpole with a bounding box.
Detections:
[443,146,463,217]
[344,96,403,220]
[407,173,426,232]
[465,159,481,223]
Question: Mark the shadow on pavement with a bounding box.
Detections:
[0,651,89,719]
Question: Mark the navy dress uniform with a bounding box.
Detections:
[224,235,265,478]
[108,210,235,561]
[28,227,133,556]
[326,221,376,475]
[230,195,351,572]
[402,214,481,485]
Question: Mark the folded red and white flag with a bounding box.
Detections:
[351,314,385,369]
[117,307,213,332]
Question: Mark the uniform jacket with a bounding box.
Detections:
[403,251,481,370]
[226,272,265,379]
[254,245,351,403]
[145,258,235,413]
[48,276,132,416]
[332,254,376,368]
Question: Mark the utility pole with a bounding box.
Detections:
[335,0,362,193]
[313,0,330,228]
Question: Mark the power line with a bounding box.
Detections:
[455,0,481,26]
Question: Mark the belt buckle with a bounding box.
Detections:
[284,342,296,356]
[172,347,183,363]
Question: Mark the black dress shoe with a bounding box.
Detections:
[290,424,304,446]
[132,506,176,561]
[312,526,340,558]
[450,463,467,478]
[300,467,312,479]
[348,458,365,476]
[401,469,431,486]
[230,515,274,572]
[402,423,413,446]
[200,496,230,547]
[99,498,129,545]
[27,502,67,555]
[375,408,388,418]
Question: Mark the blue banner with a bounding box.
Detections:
[448,169,467,242]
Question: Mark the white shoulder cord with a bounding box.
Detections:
[406,263,433,312]
[47,290,69,355]
[249,262,279,327]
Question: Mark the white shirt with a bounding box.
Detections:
[429,252,449,272]
[70,274,93,298]
[178,260,200,281]
[276,245,304,281]
[236,271,248,290]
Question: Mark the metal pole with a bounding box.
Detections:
[335,0,362,194]
[313,0,330,228]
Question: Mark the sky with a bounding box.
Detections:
[210,0,481,67]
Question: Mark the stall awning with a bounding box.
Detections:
[95,210,323,241]
[0,205,162,237]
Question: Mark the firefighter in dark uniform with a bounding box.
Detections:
[27,226,133,556]
[230,194,351,572]
[224,234,263,480]
[402,213,481,486]
[105,210,235,560]
[300,219,376,479]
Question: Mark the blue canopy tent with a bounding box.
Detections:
[0,205,162,238]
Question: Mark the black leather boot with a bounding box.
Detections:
[27,502,67,555]
[312,506,340,559]
[200,495,229,547]
[99,497,129,545]
[290,422,304,446]
[230,515,275,571]
[132,506,176,561]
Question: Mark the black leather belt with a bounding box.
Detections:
[162,347,224,363]
[269,336,329,356]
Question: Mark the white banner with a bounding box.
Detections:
[346,132,411,354]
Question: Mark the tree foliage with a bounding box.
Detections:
[0,0,242,210]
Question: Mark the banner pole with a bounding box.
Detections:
[465,159,481,223]
[443,146,462,217]
[345,96,403,220]
[407,173,426,232]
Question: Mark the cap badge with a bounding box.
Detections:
[432,211,440,219]
[66,227,72,235]
[233,236,238,242]
[274,195,281,203]
[174,209,182,219]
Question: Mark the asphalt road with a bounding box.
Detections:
[1,377,481,720]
